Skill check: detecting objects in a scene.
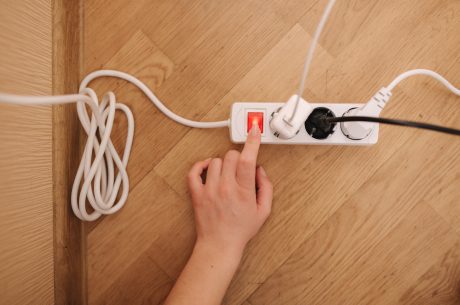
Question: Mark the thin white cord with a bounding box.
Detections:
[0,70,229,221]
[386,69,460,96]
[288,0,337,122]
[80,70,229,128]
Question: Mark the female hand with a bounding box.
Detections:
[187,124,273,256]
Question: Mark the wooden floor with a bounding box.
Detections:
[84,1,460,304]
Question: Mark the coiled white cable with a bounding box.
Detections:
[0,70,229,221]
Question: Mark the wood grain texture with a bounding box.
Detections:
[83,1,460,304]
[52,0,86,304]
[399,242,460,305]
[0,0,54,304]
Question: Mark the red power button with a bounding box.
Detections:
[247,112,264,134]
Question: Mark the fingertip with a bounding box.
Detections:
[248,123,261,142]
[249,122,261,136]
[242,125,261,155]
[188,159,211,187]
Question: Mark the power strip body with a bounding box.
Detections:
[230,102,379,145]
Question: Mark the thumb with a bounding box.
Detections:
[256,166,273,219]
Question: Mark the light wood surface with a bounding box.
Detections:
[84,0,460,304]
[0,0,54,304]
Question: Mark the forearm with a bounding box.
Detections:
[164,241,243,305]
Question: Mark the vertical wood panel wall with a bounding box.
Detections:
[0,0,85,304]
[0,0,54,304]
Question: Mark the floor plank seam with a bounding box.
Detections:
[426,201,460,240]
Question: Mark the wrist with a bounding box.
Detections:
[193,239,245,265]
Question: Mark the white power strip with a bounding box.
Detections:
[230,102,379,145]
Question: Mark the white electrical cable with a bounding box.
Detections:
[0,70,229,221]
[80,70,229,128]
[288,0,337,122]
[386,69,460,96]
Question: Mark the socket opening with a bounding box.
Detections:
[305,107,336,139]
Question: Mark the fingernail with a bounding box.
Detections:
[259,166,266,176]
[250,122,260,136]
[204,158,212,162]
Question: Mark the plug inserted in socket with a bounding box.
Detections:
[340,88,392,140]
[340,107,374,140]
[230,102,379,145]
[305,107,337,139]
[269,95,313,139]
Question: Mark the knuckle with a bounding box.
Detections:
[239,156,253,167]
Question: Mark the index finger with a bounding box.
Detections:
[237,123,261,185]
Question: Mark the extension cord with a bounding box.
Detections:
[230,100,379,145]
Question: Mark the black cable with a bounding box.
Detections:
[325,116,460,136]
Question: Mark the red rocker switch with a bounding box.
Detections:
[247,112,264,134]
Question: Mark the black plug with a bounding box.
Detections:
[304,107,337,139]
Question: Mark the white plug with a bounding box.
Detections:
[341,88,392,140]
[269,95,314,139]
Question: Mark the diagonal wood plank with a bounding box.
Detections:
[399,242,460,305]
[84,0,160,70]
[142,0,299,122]
[146,204,196,280]
[94,253,173,305]
[425,165,460,236]
[300,0,380,57]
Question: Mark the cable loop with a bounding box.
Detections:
[70,89,134,221]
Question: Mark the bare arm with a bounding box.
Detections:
[164,124,273,305]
